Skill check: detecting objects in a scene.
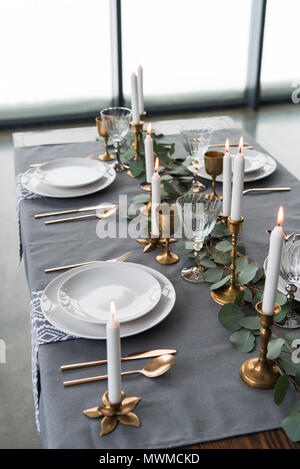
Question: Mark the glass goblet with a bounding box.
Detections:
[180,127,213,193]
[176,193,221,283]
[279,233,300,329]
[100,107,132,172]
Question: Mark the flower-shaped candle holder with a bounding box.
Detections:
[83,391,141,436]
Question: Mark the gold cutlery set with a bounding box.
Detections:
[61,349,176,387]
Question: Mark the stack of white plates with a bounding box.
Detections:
[21,157,116,197]
[187,149,277,183]
[41,262,176,339]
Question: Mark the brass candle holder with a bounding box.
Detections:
[240,302,281,389]
[95,116,114,161]
[83,390,141,436]
[211,217,244,305]
[204,150,224,200]
[218,213,229,225]
[156,204,179,265]
[128,121,144,178]
[131,121,143,161]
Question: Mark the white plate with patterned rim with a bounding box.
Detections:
[41,263,176,339]
[187,150,277,183]
[57,262,161,324]
[21,164,116,198]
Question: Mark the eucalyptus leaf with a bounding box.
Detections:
[163,180,178,195]
[267,338,285,360]
[279,350,296,377]
[200,256,217,268]
[288,400,300,414]
[234,290,245,306]
[252,266,265,284]
[274,374,289,405]
[295,365,300,387]
[239,316,261,330]
[211,275,230,291]
[237,262,258,285]
[230,330,255,353]
[275,291,287,306]
[243,288,254,303]
[132,193,149,204]
[160,174,173,181]
[274,304,288,324]
[129,159,145,177]
[210,223,231,238]
[218,303,243,331]
[169,166,190,176]
[281,414,300,442]
[215,240,232,252]
[204,268,224,283]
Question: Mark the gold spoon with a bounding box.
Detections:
[63,354,175,387]
[45,204,118,224]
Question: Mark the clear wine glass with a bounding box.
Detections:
[279,233,300,329]
[180,127,213,193]
[101,107,132,172]
[176,193,221,283]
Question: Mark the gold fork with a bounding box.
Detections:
[44,251,131,273]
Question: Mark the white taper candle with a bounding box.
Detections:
[131,72,140,124]
[151,158,161,237]
[230,136,245,221]
[106,301,122,404]
[137,65,144,115]
[262,207,285,315]
[222,138,232,217]
[145,125,154,183]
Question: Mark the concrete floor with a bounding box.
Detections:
[0,103,299,448]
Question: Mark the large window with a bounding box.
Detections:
[0,0,112,122]
[0,0,298,124]
[121,0,252,109]
[260,0,300,99]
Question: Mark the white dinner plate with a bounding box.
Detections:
[21,165,116,198]
[263,257,300,302]
[41,263,176,339]
[57,263,161,324]
[187,150,277,183]
[36,158,107,189]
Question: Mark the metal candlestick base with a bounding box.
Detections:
[211,217,244,305]
[181,264,205,283]
[240,302,281,389]
[83,391,141,436]
[156,238,179,265]
[277,284,300,329]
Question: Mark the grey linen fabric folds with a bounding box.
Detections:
[14,130,300,448]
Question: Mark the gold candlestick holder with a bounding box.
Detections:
[95,116,114,161]
[211,217,244,305]
[128,121,144,178]
[156,205,179,265]
[204,150,224,200]
[83,390,141,436]
[240,302,281,389]
[131,121,143,161]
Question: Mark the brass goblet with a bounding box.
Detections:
[204,150,224,200]
[95,116,114,161]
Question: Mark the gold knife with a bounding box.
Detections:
[60,348,177,371]
[35,203,114,219]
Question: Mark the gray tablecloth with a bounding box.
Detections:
[15,129,300,449]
